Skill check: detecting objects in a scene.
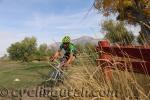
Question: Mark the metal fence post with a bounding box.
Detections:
[98,40,112,80]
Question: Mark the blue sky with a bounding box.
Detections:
[0,0,140,57]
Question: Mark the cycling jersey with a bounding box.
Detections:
[59,43,77,56]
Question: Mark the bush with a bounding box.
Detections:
[102,20,135,45]
[7,37,37,62]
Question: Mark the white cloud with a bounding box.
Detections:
[0,8,141,57]
[23,9,103,41]
[0,9,103,57]
[25,9,101,31]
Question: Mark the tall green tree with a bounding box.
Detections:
[7,37,37,62]
[102,20,135,45]
[94,0,150,44]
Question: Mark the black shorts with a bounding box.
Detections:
[63,53,76,60]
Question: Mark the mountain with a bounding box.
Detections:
[72,36,100,45]
[48,36,101,50]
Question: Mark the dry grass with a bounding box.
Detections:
[52,52,150,100]
[0,51,149,100]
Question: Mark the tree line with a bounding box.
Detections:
[7,37,97,62]
[7,37,53,62]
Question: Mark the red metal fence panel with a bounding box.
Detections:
[97,40,150,75]
[98,46,150,62]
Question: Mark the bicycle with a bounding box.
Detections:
[43,57,68,87]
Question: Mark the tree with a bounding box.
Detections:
[94,0,150,44]
[38,43,48,56]
[7,42,22,61]
[7,37,37,62]
[34,43,52,61]
[102,20,135,45]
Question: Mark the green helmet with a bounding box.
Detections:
[62,36,71,43]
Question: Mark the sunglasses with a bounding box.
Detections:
[63,43,69,45]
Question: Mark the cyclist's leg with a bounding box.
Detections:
[65,53,76,65]
[60,53,69,70]
[69,53,76,64]
[60,53,76,70]
[69,55,75,64]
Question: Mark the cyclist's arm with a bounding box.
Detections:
[53,50,61,59]
[51,44,63,60]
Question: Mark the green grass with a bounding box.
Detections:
[0,61,50,89]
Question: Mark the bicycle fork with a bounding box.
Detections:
[51,69,63,81]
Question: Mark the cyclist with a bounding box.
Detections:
[50,36,77,67]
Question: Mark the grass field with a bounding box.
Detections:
[0,53,149,100]
[0,60,50,89]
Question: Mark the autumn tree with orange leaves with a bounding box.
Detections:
[94,0,150,44]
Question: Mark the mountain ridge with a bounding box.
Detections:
[49,36,101,49]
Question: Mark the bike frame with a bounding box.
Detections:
[47,57,68,83]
